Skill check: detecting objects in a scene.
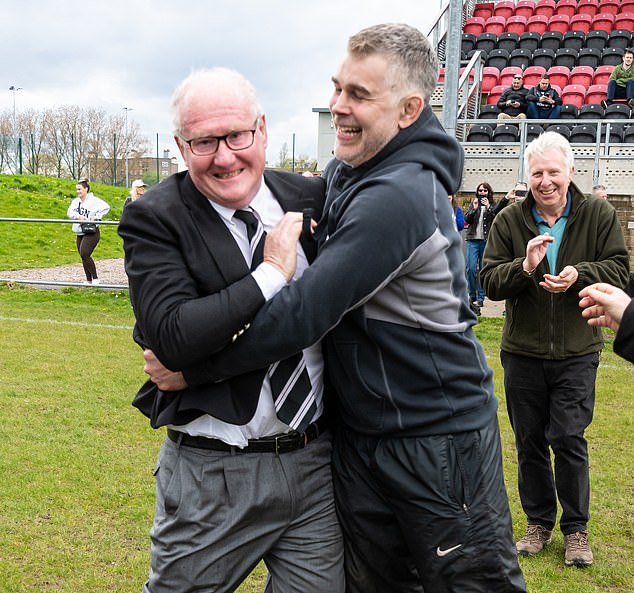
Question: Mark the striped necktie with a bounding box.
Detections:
[234,209,265,269]
[233,208,316,433]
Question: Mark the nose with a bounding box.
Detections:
[329,90,349,116]
[212,139,237,166]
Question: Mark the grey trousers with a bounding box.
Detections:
[142,431,344,593]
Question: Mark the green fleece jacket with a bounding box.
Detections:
[481,182,630,359]
[609,62,634,88]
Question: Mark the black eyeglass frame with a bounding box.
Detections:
[178,118,259,156]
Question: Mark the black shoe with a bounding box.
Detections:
[477,300,484,307]
[470,302,481,316]
[601,99,608,110]
[628,98,634,109]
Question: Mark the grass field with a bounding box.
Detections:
[0,174,633,591]
[0,285,632,592]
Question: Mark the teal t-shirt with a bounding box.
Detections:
[531,192,571,274]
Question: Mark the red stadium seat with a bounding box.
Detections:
[515,0,535,18]
[621,0,634,13]
[548,14,570,35]
[481,66,500,93]
[523,65,547,87]
[578,0,600,17]
[585,84,608,104]
[570,14,593,34]
[534,0,556,18]
[506,15,527,35]
[592,64,615,85]
[561,84,587,109]
[500,66,524,87]
[547,66,570,89]
[614,12,634,31]
[464,17,486,37]
[473,2,495,20]
[527,14,549,34]
[570,66,594,87]
[459,67,476,82]
[485,15,507,36]
[494,1,516,19]
[487,85,505,105]
[592,13,616,33]
[438,67,445,84]
[598,0,621,16]
[555,0,578,18]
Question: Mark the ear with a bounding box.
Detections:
[259,114,268,149]
[174,135,188,161]
[398,95,424,129]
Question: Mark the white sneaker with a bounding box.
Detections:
[91,279,100,285]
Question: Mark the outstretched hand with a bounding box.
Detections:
[579,283,632,332]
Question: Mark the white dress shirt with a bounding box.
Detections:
[169,179,324,446]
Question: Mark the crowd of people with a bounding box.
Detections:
[61,21,634,593]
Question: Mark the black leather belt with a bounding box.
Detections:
[167,416,326,454]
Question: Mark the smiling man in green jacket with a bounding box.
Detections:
[481,131,630,569]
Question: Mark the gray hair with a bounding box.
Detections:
[170,67,263,134]
[347,23,439,105]
[524,130,574,175]
[592,184,606,191]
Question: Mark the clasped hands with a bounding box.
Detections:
[524,232,578,293]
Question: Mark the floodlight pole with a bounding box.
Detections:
[9,85,22,171]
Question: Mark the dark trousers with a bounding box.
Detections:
[607,79,634,101]
[76,230,100,281]
[501,350,598,534]
[332,418,526,593]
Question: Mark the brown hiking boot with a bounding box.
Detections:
[516,524,552,556]
[564,530,593,567]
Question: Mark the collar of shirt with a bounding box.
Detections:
[531,190,572,226]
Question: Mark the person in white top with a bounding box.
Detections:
[66,179,110,284]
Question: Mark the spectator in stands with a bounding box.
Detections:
[481,131,630,569]
[526,74,562,121]
[591,184,608,200]
[464,182,498,315]
[497,74,529,123]
[602,48,634,109]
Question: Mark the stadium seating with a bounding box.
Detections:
[487,85,506,105]
[592,13,616,33]
[601,122,625,142]
[561,85,587,109]
[560,103,580,119]
[476,32,498,54]
[614,12,634,31]
[523,65,547,87]
[621,0,634,12]
[563,31,586,52]
[473,2,494,20]
[555,0,578,18]
[500,66,524,87]
[548,66,571,89]
[493,124,520,142]
[570,124,597,143]
[462,33,477,55]
[497,31,520,53]
[578,103,605,118]
[578,0,600,17]
[602,47,625,66]
[465,17,486,36]
[608,29,632,49]
[593,64,615,85]
[485,16,507,36]
[540,31,563,53]
[527,14,549,34]
[585,30,610,51]
[533,48,556,69]
[481,67,500,93]
[585,84,609,104]
[478,104,501,120]
[526,123,544,141]
[467,124,494,142]
[509,48,532,68]
[599,0,622,16]
[519,31,541,52]
[546,123,572,138]
[623,126,634,143]
[548,14,570,35]
[535,0,557,18]
[569,14,593,34]
[577,47,602,68]
[604,103,631,119]
[506,16,528,36]
[515,0,536,19]
[494,1,516,19]
[570,65,595,88]
[554,48,579,70]
[486,49,511,70]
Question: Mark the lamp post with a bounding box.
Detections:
[9,85,22,171]
[123,106,133,187]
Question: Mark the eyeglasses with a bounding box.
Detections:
[179,120,258,156]
[513,77,522,80]
[477,188,488,193]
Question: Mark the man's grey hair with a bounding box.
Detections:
[347,23,439,105]
[170,67,263,134]
[525,130,574,175]
[592,184,606,191]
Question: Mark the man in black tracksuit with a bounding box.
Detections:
[145,24,526,593]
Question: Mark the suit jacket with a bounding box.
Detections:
[118,169,326,428]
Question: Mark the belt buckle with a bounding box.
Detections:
[275,434,283,455]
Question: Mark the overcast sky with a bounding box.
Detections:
[3,0,438,170]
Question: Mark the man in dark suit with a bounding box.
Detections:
[118,67,344,593]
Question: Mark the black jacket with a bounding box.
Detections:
[497,86,529,116]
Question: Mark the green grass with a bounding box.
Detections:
[0,174,127,270]
[0,175,632,591]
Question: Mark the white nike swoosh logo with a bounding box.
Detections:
[436,544,462,557]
